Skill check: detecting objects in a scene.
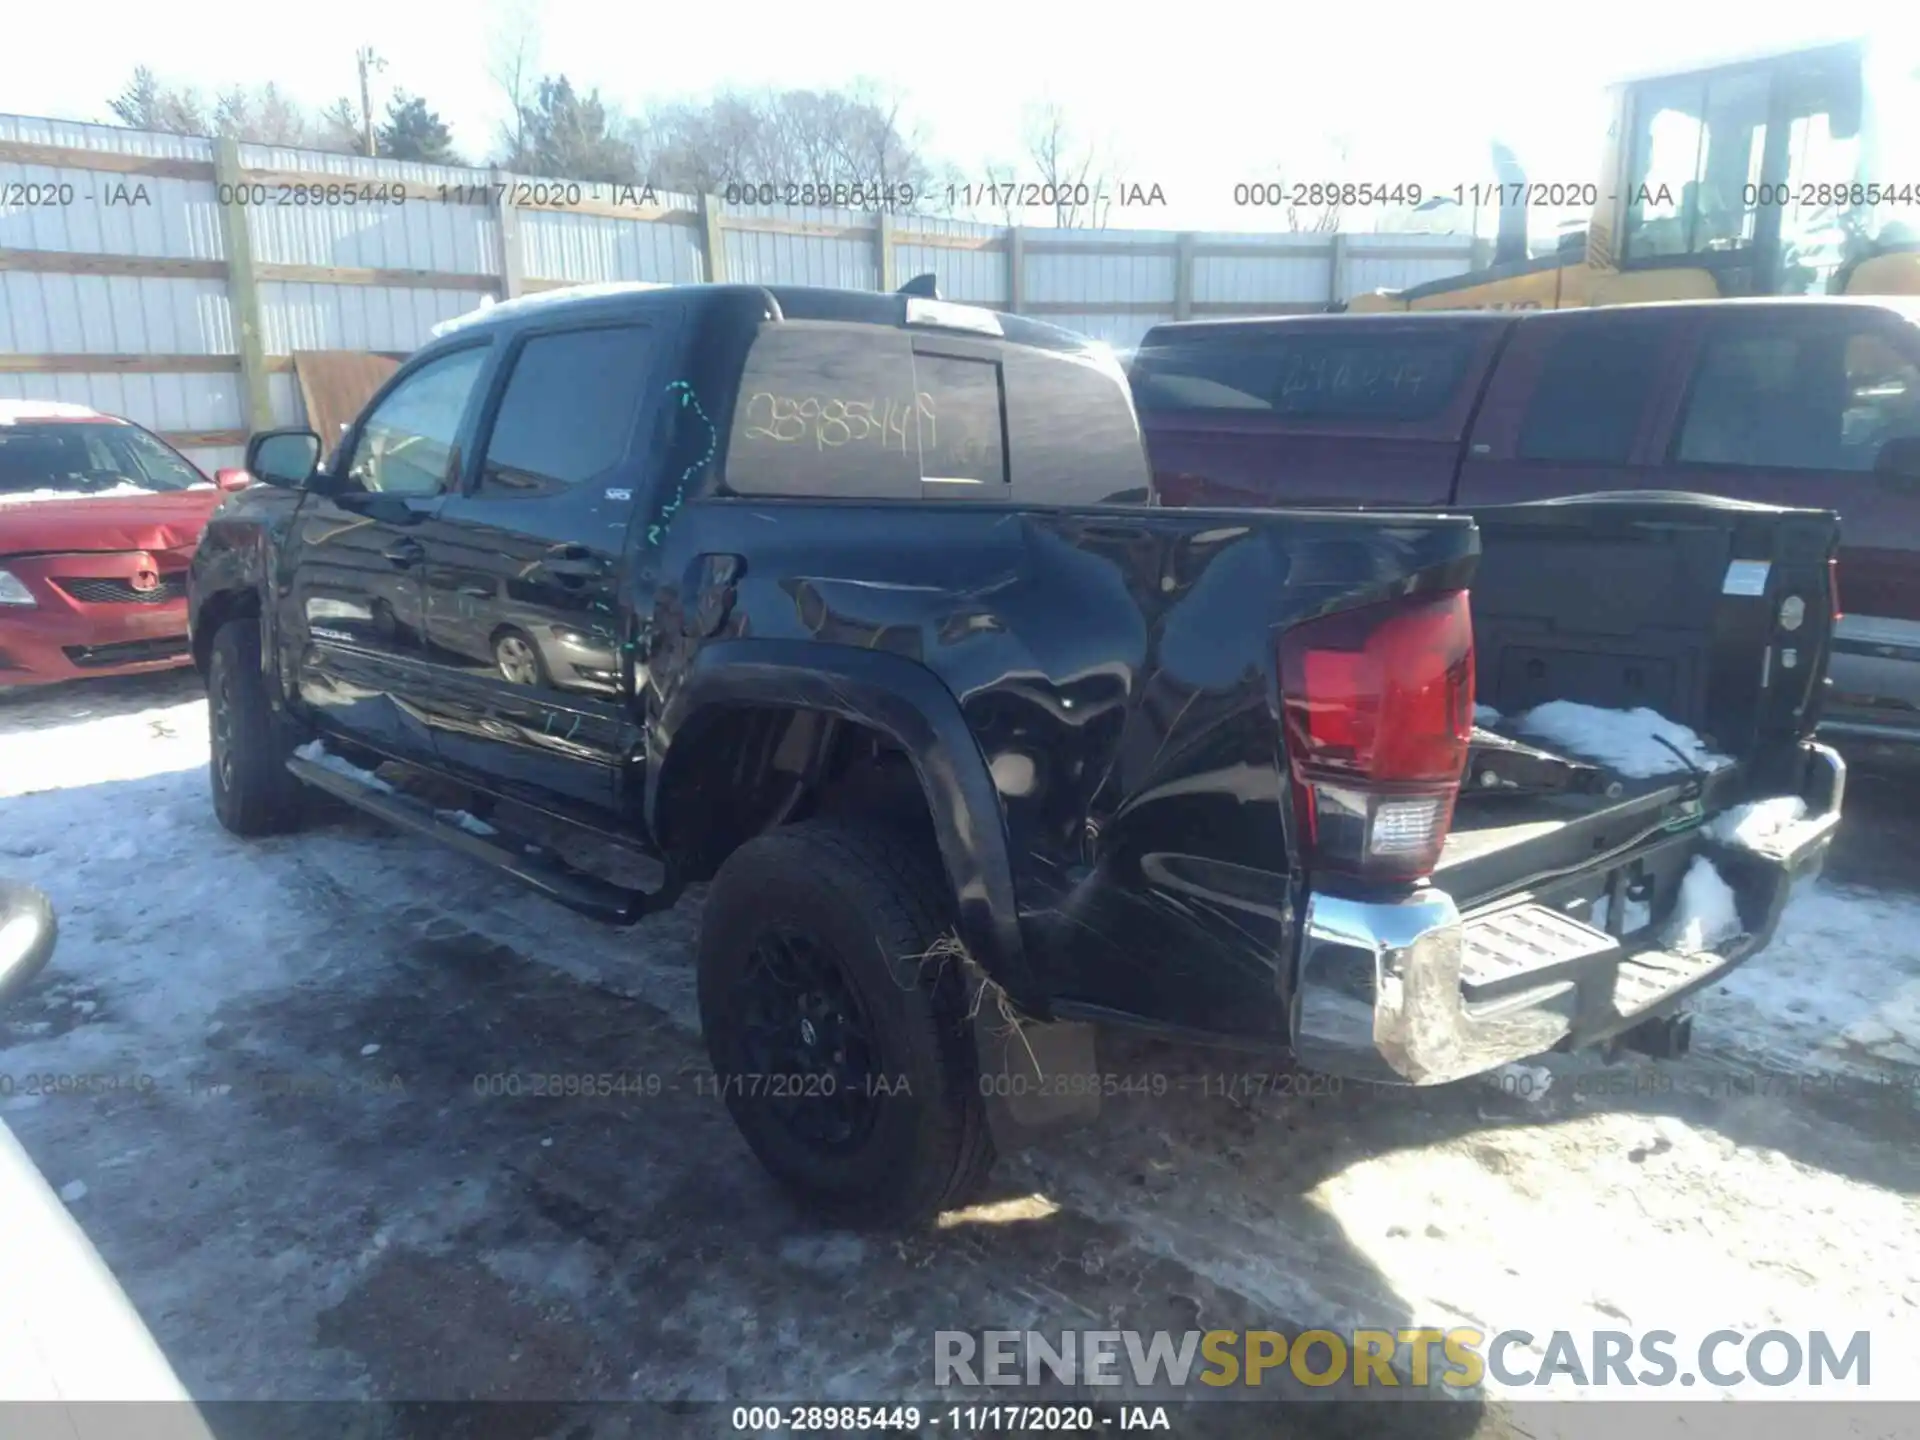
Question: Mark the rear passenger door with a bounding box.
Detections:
[1661,308,1920,718]
[415,322,667,811]
[1452,310,1688,506]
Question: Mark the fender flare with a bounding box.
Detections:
[648,639,1038,1011]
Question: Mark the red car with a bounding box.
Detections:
[0,402,250,688]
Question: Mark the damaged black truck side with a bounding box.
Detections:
[189,283,1846,1226]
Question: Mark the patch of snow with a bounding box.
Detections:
[1589,892,1652,935]
[428,282,670,340]
[1709,795,1811,856]
[1664,854,1742,953]
[0,482,155,504]
[359,1043,381,1057]
[1473,704,1501,725]
[1514,701,1728,779]
[58,1179,88,1202]
[1843,1018,1898,1048]
[435,808,498,837]
[292,739,393,794]
[0,400,101,423]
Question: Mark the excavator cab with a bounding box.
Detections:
[1351,36,1919,311]
[1610,38,1912,298]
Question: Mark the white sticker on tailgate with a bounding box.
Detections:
[1722,560,1771,597]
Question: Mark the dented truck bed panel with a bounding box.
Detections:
[645,499,1477,1037]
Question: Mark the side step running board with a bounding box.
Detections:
[286,754,677,925]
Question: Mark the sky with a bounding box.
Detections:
[0,1,1901,233]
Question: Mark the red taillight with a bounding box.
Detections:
[1829,557,1843,623]
[1279,589,1475,882]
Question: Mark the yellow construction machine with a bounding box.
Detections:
[1349,36,1920,311]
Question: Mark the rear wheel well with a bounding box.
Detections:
[193,589,261,675]
[654,704,938,882]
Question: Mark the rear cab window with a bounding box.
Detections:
[724,318,1147,506]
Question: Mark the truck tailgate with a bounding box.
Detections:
[1295,493,1845,1085]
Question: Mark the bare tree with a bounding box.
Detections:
[488,5,543,169]
[1273,132,1353,234]
[318,98,363,153]
[980,102,1116,229]
[105,65,365,152]
[627,82,951,208]
[108,67,208,135]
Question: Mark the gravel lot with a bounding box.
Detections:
[2,670,1917,1439]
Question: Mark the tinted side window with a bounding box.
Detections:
[727,324,921,499]
[1129,328,1474,422]
[914,352,1007,486]
[1516,324,1664,463]
[345,347,488,496]
[478,327,654,500]
[1676,322,1920,472]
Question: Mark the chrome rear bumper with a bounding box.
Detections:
[1293,743,1846,1086]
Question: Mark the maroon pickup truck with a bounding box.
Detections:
[1130,297,1920,744]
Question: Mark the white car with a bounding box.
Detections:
[0,880,215,1434]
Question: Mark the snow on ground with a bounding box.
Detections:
[1,673,1917,1422]
[1515,701,1729,778]
[1700,879,1920,1075]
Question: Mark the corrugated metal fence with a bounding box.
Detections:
[0,114,1480,473]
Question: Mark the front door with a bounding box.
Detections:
[288,344,490,762]
[417,322,663,812]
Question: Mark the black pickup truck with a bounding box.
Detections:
[189,281,1846,1226]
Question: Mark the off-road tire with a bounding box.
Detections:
[697,820,995,1228]
[208,619,307,837]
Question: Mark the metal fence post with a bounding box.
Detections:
[213,136,272,433]
[494,169,525,300]
[1329,232,1349,304]
[876,209,896,292]
[1007,226,1025,314]
[1174,231,1196,320]
[699,193,727,284]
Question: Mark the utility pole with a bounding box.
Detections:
[355,47,387,157]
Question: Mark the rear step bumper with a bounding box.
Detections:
[1293,742,1845,1086]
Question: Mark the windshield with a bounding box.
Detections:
[1622,40,1920,294]
[0,423,211,503]
[1773,38,1920,291]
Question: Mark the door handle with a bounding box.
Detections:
[539,556,606,581]
[383,538,426,567]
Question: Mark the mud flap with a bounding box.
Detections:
[972,1011,1103,1154]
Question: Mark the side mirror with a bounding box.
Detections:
[213,467,253,493]
[1874,436,1920,483]
[0,880,56,1009]
[245,429,323,489]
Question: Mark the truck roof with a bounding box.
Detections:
[1141,293,1920,346]
[426,281,1102,358]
